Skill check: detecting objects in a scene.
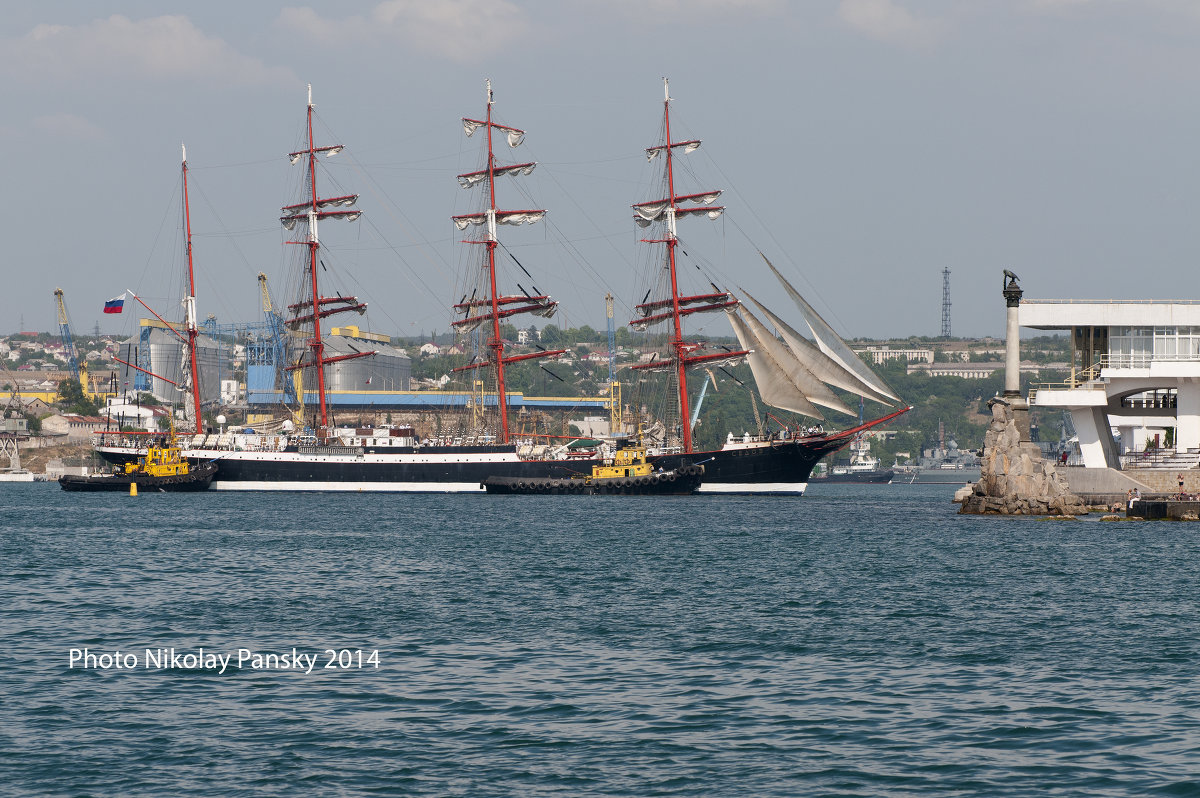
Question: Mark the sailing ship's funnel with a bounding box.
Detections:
[761,254,901,405]
[726,309,824,420]
[741,290,895,407]
[736,303,856,417]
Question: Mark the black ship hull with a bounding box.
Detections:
[95,438,822,494]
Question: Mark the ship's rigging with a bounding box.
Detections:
[628,79,750,452]
[281,85,375,430]
[451,79,565,444]
[631,79,903,450]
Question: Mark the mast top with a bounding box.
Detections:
[663,77,670,102]
[181,142,186,164]
[307,83,313,108]
[486,78,493,106]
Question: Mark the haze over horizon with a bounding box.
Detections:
[4,0,1198,342]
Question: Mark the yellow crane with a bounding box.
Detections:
[53,288,95,399]
[606,293,622,435]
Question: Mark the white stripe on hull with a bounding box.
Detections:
[209,479,806,495]
[211,480,487,493]
[695,482,807,495]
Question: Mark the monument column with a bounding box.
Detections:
[1003,272,1023,398]
[1001,271,1034,443]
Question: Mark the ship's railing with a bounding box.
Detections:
[91,430,157,449]
[298,444,365,455]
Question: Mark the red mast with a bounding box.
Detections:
[451,80,565,444]
[180,144,204,433]
[281,85,372,430]
[630,79,747,452]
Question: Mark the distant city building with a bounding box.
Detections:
[41,413,110,442]
[99,398,169,432]
[856,346,934,365]
[220,379,242,405]
[907,362,1064,379]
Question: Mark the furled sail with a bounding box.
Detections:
[463,118,525,147]
[738,305,855,417]
[457,162,537,189]
[451,209,546,230]
[646,139,701,161]
[741,290,895,406]
[726,309,824,420]
[633,191,726,227]
[762,255,901,404]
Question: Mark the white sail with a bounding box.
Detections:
[762,255,901,404]
[726,309,824,420]
[739,304,855,417]
[742,290,895,406]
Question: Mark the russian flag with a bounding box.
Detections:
[103,293,126,314]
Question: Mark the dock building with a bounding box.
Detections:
[1022,300,1200,471]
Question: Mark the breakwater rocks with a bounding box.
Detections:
[957,397,1088,516]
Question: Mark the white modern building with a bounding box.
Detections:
[1023,300,1200,468]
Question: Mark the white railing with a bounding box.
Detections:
[1105,353,1200,368]
[1025,298,1200,305]
[1121,448,1200,469]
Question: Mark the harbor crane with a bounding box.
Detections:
[258,273,297,407]
[53,288,90,396]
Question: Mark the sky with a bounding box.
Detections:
[4,0,1200,342]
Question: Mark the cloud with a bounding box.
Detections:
[5,15,292,87]
[278,0,529,62]
[614,0,784,16]
[32,113,104,141]
[1027,0,1200,19]
[838,0,944,48]
[1025,0,1102,13]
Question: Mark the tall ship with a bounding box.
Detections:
[94,82,909,493]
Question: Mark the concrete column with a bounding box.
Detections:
[1073,406,1120,468]
[1177,378,1200,454]
[1003,273,1023,398]
[1117,424,1134,455]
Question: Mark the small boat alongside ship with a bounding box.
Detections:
[483,434,703,495]
[60,435,216,492]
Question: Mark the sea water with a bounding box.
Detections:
[1,482,1198,796]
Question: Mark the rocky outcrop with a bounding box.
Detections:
[957,397,1088,516]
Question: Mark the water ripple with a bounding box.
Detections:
[2,483,1200,795]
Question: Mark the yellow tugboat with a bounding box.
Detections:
[482,435,703,495]
[60,432,217,492]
